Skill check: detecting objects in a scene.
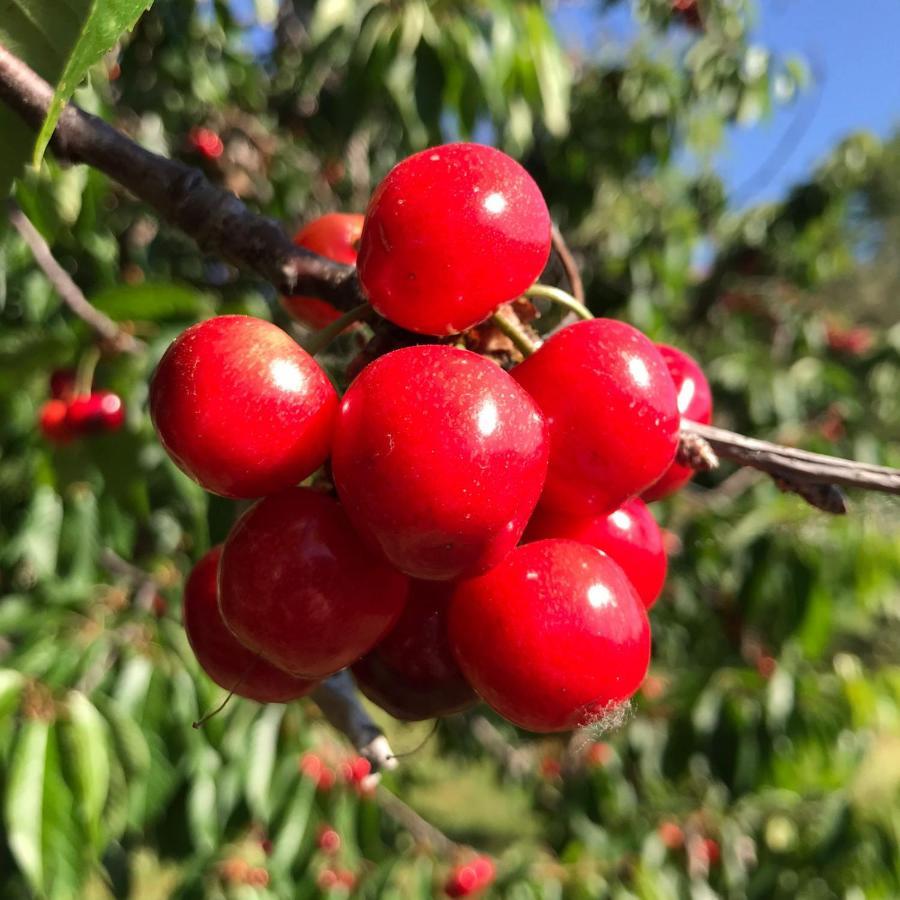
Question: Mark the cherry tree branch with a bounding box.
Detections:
[550,224,585,304]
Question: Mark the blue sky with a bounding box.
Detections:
[554,0,900,207]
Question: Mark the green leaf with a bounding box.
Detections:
[0,669,25,721]
[4,484,64,578]
[63,692,110,848]
[5,717,50,893]
[244,704,284,821]
[89,281,214,323]
[269,776,315,876]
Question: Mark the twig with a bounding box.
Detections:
[491,307,539,358]
[551,224,585,304]
[376,785,459,856]
[0,42,363,309]
[8,202,144,354]
[470,715,534,778]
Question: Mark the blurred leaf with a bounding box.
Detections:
[4,485,64,578]
[244,704,284,821]
[63,691,110,849]
[0,669,25,721]
[89,281,213,322]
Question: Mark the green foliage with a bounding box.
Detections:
[0,0,898,897]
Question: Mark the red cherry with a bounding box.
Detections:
[316,825,341,854]
[352,580,476,720]
[524,497,667,609]
[189,126,224,160]
[150,316,338,499]
[642,344,712,502]
[444,857,494,897]
[332,345,548,581]
[281,213,365,329]
[357,143,551,336]
[183,546,317,702]
[49,368,76,400]
[39,399,74,445]
[658,821,684,850]
[66,391,123,434]
[299,753,336,792]
[448,540,651,733]
[218,487,409,678]
[97,390,125,431]
[511,319,679,516]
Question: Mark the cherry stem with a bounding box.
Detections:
[192,690,235,729]
[525,283,593,320]
[74,346,100,397]
[303,301,375,356]
[491,311,538,357]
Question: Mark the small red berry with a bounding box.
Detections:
[512,319,680,516]
[444,856,494,897]
[448,540,651,733]
[281,213,365,329]
[316,825,342,854]
[189,126,224,160]
[525,497,667,609]
[150,316,338,499]
[658,821,684,850]
[183,546,317,702]
[698,837,721,866]
[642,345,712,502]
[299,753,336,792]
[39,399,74,445]
[332,345,548,581]
[340,756,372,786]
[352,579,476,720]
[97,390,125,431]
[357,143,551,336]
[67,392,123,435]
[218,487,409,678]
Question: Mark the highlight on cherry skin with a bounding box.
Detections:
[183,545,317,703]
[149,315,337,499]
[356,142,552,336]
[332,343,549,581]
[448,539,652,733]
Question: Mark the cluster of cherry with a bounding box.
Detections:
[39,369,125,445]
[152,142,712,736]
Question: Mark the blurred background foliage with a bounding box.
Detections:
[0,0,898,897]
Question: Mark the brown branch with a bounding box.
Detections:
[0,42,362,309]
[550,223,585,304]
[8,202,144,353]
[375,785,459,856]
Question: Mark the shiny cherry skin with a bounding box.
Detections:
[183,546,317,702]
[448,539,651,733]
[524,498,667,609]
[511,319,679,516]
[39,399,74,444]
[642,344,712,502]
[218,487,409,678]
[150,315,338,499]
[332,345,549,581]
[65,391,125,434]
[352,580,476,720]
[356,143,551,336]
[281,213,365,329]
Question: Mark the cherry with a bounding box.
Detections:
[281,213,365,328]
[189,126,224,160]
[49,368,76,400]
[66,391,125,434]
[182,545,317,702]
[448,539,651,733]
[299,752,336,792]
[150,315,338,499]
[218,487,409,678]
[444,856,495,897]
[642,344,712,502]
[39,399,74,445]
[356,143,551,336]
[524,497,667,609]
[316,825,341,854]
[332,345,548,581]
[352,579,476,720]
[511,319,679,516]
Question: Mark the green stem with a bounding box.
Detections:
[74,346,101,397]
[303,302,374,356]
[525,283,593,320]
[491,312,538,357]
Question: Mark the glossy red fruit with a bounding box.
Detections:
[642,344,712,502]
[39,399,74,445]
[511,319,679,516]
[281,213,365,329]
[444,856,495,897]
[357,143,551,336]
[524,497,667,609]
[150,316,338,499]
[67,391,124,434]
[189,126,224,160]
[183,546,317,702]
[332,345,548,581]
[218,487,409,678]
[449,540,651,733]
[352,580,476,720]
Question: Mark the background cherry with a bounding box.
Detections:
[67,391,125,434]
[183,545,317,702]
[642,344,713,502]
[218,487,409,678]
[356,142,551,336]
[525,497,668,609]
[332,344,549,581]
[511,319,680,516]
[352,579,476,720]
[150,315,338,499]
[39,399,74,445]
[448,539,651,733]
[281,213,365,328]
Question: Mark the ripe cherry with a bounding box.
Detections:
[150,316,338,499]
[281,213,365,329]
[189,126,224,160]
[67,390,125,434]
[356,143,551,336]
[332,345,548,581]
[218,487,409,678]
[39,399,74,445]
[183,546,317,702]
[642,344,712,502]
[444,856,495,897]
[352,580,476,720]
[448,540,651,733]
[524,497,667,609]
[511,319,679,516]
